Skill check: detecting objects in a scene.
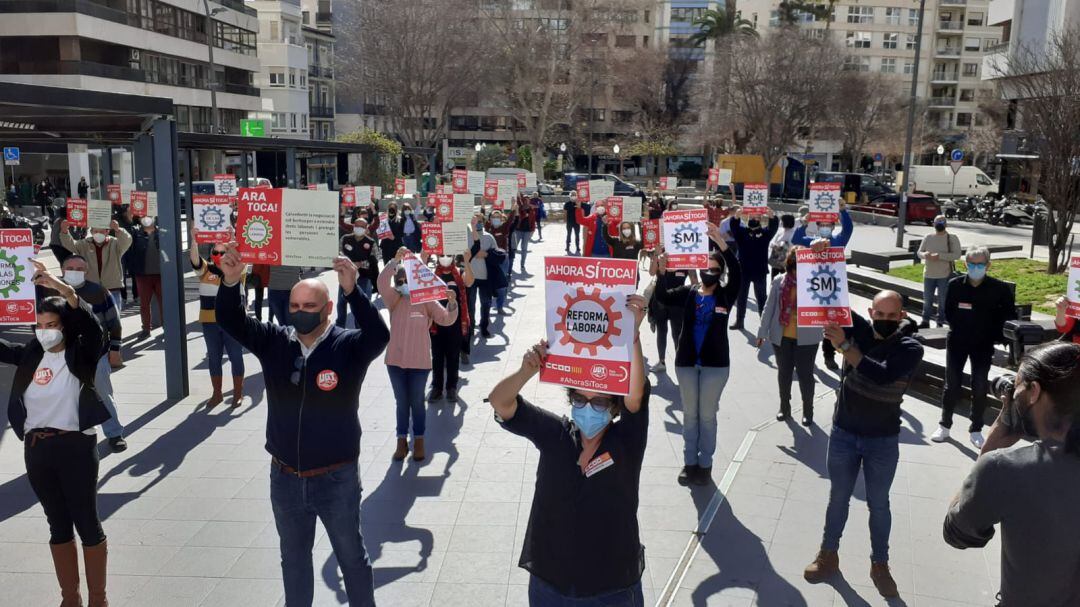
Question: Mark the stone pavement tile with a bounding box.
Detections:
[212,498,276,523]
[430,581,508,607]
[156,496,231,521]
[912,562,998,605]
[372,581,436,607]
[107,543,183,576]
[455,500,519,526]
[436,551,511,585]
[225,547,282,579]
[641,528,694,560]
[468,462,526,483]
[752,576,839,607]
[462,479,523,503]
[109,518,207,547]
[506,583,529,606]
[186,521,267,549]
[158,545,245,578]
[729,472,791,500]
[0,515,46,542]
[346,522,453,555]
[0,541,56,573]
[199,577,284,607]
[446,523,517,554]
[131,575,220,607]
[182,476,247,500]
[372,549,445,585]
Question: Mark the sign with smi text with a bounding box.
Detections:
[807,182,841,224]
[541,256,639,396]
[192,195,233,244]
[235,188,339,266]
[1067,256,1080,319]
[743,183,769,216]
[0,229,37,324]
[796,247,852,327]
[662,208,709,269]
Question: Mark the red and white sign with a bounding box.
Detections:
[213,174,238,197]
[743,183,769,216]
[1066,256,1080,319]
[662,208,709,269]
[452,169,469,194]
[34,368,54,386]
[576,180,590,202]
[796,247,852,327]
[483,180,499,202]
[66,198,88,228]
[234,188,339,266]
[516,173,527,189]
[807,183,841,224]
[306,184,318,191]
[603,197,624,222]
[541,256,639,396]
[192,195,234,244]
[641,219,660,251]
[316,370,339,391]
[341,186,357,207]
[394,178,417,197]
[432,193,455,222]
[106,184,122,206]
[658,176,676,191]
[403,254,448,305]
[422,222,444,255]
[376,212,393,240]
[707,168,720,187]
[130,191,157,218]
[0,229,37,325]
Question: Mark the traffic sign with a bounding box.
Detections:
[873,153,883,162]
[3,147,19,166]
[950,160,964,175]
[950,149,964,162]
[240,119,266,137]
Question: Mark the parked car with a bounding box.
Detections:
[813,172,894,202]
[562,173,644,199]
[853,192,941,225]
[907,165,999,200]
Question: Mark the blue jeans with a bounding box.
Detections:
[387,365,430,438]
[336,280,372,328]
[268,288,291,326]
[270,462,375,607]
[922,276,950,325]
[514,230,532,270]
[497,258,510,310]
[528,575,644,606]
[674,365,730,467]
[95,355,123,438]
[202,322,245,377]
[821,426,899,563]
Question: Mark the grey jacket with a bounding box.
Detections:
[757,274,824,347]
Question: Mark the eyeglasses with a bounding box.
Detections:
[289,356,304,386]
[569,393,615,413]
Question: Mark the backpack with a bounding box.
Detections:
[768,239,792,270]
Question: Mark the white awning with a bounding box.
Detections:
[996,153,1040,159]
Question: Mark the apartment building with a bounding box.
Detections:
[250,0,310,138]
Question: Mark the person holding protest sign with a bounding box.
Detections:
[129,215,162,339]
[401,202,423,253]
[2,260,112,607]
[378,247,459,461]
[467,214,500,341]
[563,191,581,254]
[486,209,514,310]
[531,192,546,240]
[575,198,611,258]
[487,294,650,605]
[655,225,741,486]
[337,217,379,326]
[804,291,923,598]
[729,209,779,330]
[513,195,537,274]
[647,193,666,220]
[792,205,854,371]
[189,233,247,408]
[429,252,473,402]
[646,248,698,373]
[768,214,798,279]
[59,218,133,308]
[373,202,405,262]
[1054,296,1080,344]
[717,205,740,254]
[757,247,823,425]
[602,219,645,261]
[213,246,389,607]
[917,215,962,328]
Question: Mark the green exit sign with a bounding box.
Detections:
[241,119,266,137]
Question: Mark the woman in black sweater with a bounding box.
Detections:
[602,219,645,261]
[655,226,741,487]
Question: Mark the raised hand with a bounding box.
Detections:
[218,241,245,285]
[521,339,549,375]
[334,255,359,295]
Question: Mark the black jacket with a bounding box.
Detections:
[945,275,1017,348]
[2,299,110,440]
[655,248,741,367]
[730,216,779,278]
[128,228,161,276]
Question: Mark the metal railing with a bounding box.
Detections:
[928,96,957,106]
[937,21,964,31]
[985,41,1010,53]
[931,70,959,81]
[309,105,334,118]
[941,0,966,4]
[935,47,962,57]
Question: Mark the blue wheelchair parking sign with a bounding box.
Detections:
[3,147,19,165]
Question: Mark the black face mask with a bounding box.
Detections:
[700,271,721,288]
[290,304,326,335]
[934,222,946,232]
[748,219,761,229]
[873,319,900,339]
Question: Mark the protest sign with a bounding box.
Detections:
[341,186,357,207]
[483,180,499,203]
[192,195,234,244]
[355,186,372,206]
[403,255,447,305]
[540,256,638,395]
[395,178,417,197]
[603,197,624,222]
[306,184,317,191]
[214,174,238,197]
[87,199,112,229]
[130,191,158,217]
[658,176,677,191]
[622,197,642,222]
[525,172,537,190]
[0,229,37,324]
[498,179,518,201]
[716,169,733,187]
[452,169,469,194]
[442,217,470,254]
[422,223,444,255]
[66,198,88,228]
[576,180,590,202]
[807,183,841,224]
[106,184,122,206]
[742,183,769,216]
[235,188,338,266]
[373,186,383,202]
[316,183,328,192]
[1067,256,1080,319]
[432,193,455,222]
[796,247,853,327]
[376,212,393,240]
[708,168,719,187]
[467,171,485,195]
[454,194,473,219]
[516,173,527,189]
[590,180,614,202]
[641,219,660,251]
[662,208,709,269]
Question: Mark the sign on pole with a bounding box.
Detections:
[3,147,20,166]
[1066,256,1080,319]
[0,229,36,324]
[87,199,112,229]
[541,256,639,395]
[234,188,339,266]
[743,183,769,216]
[192,195,233,244]
[66,198,88,228]
[214,174,238,197]
[807,183,841,224]
[641,219,660,251]
[403,254,448,305]
[950,160,964,175]
[662,208,709,269]
[796,247,853,327]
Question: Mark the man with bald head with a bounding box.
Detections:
[803,289,924,599]
[214,247,389,607]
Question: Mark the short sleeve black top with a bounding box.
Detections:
[497,383,651,597]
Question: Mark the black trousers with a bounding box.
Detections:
[565,223,580,252]
[822,337,836,360]
[654,304,685,363]
[941,339,994,432]
[736,272,768,323]
[25,431,105,546]
[432,329,463,391]
[775,337,819,415]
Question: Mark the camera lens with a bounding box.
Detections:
[991,374,1016,399]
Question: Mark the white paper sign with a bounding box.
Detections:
[622,197,642,223]
[467,171,485,195]
[743,183,769,216]
[403,255,448,305]
[807,183,841,224]
[356,186,372,206]
[443,217,471,255]
[87,199,113,229]
[716,169,732,187]
[662,208,709,269]
[589,180,615,202]
[525,172,538,190]
[214,174,238,197]
[498,179,519,203]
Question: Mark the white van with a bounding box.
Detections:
[907,165,999,199]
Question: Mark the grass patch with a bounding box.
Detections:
[887,258,1067,315]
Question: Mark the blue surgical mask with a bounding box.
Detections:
[967,264,987,281]
[572,405,612,439]
[397,284,411,296]
[492,219,503,228]
[818,225,835,238]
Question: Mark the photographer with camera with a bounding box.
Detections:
[943,341,1080,606]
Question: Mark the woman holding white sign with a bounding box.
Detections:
[655,225,741,486]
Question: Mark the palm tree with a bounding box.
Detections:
[688,8,758,48]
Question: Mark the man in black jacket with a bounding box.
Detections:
[563,191,580,254]
[803,290,924,599]
[337,217,378,328]
[215,247,389,607]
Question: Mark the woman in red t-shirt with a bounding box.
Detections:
[1055,296,1080,344]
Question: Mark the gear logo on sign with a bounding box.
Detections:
[69,209,84,222]
[809,265,841,305]
[410,261,442,287]
[218,181,236,196]
[438,203,451,217]
[425,234,440,250]
[199,206,227,231]
[241,216,273,248]
[645,229,657,244]
[812,191,835,212]
[0,250,25,298]
[554,287,623,357]
[671,224,702,253]
[746,190,765,205]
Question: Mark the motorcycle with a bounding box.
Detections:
[0,204,48,249]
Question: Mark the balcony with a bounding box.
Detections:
[309,105,334,119]
[309,65,333,79]
[937,21,965,32]
[935,46,962,58]
[985,41,1010,54]
[0,59,260,97]
[316,11,331,24]
[928,96,957,107]
[941,0,966,4]
[931,70,959,83]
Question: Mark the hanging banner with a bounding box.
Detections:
[376,212,393,240]
[422,222,444,255]
[130,191,158,218]
[467,170,485,195]
[0,229,37,325]
[576,180,591,202]
[622,197,642,223]
[87,199,113,230]
[541,256,638,396]
[234,188,338,266]
[641,219,660,251]
[743,183,769,216]
[483,180,499,203]
[66,198,88,228]
[590,180,614,202]
[395,178,417,197]
[106,184,122,206]
[341,186,357,207]
[214,174,238,197]
[403,254,448,305]
[452,169,469,194]
[1067,256,1080,319]
[796,247,853,327]
[662,208,709,269]
[658,176,677,191]
[192,195,233,244]
[807,183,841,224]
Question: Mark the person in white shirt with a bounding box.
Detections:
[1,260,112,607]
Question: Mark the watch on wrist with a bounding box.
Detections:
[838,339,853,353]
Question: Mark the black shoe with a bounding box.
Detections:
[481,328,493,338]
[693,466,712,486]
[824,357,839,371]
[446,389,458,402]
[460,352,470,365]
[730,321,744,331]
[917,321,930,329]
[498,308,506,316]
[678,465,699,486]
[801,415,814,427]
[136,329,151,340]
[776,410,791,422]
[108,437,128,453]
[428,389,444,402]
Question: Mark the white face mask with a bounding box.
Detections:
[621,228,633,238]
[353,227,367,237]
[63,270,85,287]
[596,207,606,216]
[438,255,453,267]
[396,284,411,296]
[140,217,154,227]
[92,232,106,244]
[36,328,64,350]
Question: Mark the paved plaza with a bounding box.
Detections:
[0,222,1002,606]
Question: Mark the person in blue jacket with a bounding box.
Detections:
[729,209,779,330]
[791,205,854,370]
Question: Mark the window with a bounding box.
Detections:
[643,35,650,47]
[299,71,306,88]
[288,68,296,87]
[908,8,919,26]
[959,89,974,101]
[964,37,981,51]
[269,69,285,87]
[846,31,872,49]
[904,60,916,74]
[885,7,901,24]
[967,12,984,26]
[976,173,992,185]
[962,62,979,76]
[883,32,898,49]
[271,112,285,129]
[270,20,279,42]
[956,112,972,126]
[302,11,309,24]
[906,33,917,50]
[843,56,871,71]
[847,6,873,23]
[290,113,297,129]
[880,57,897,73]
[612,110,634,123]
[984,38,999,50]
[615,35,636,48]
[644,9,650,22]
[671,7,705,22]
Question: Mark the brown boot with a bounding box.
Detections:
[83,541,109,607]
[230,376,244,408]
[49,541,83,607]
[207,376,224,409]
[870,561,899,598]
[412,437,426,461]
[392,437,408,461]
[803,549,839,583]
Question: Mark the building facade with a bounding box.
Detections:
[250,0,309,138]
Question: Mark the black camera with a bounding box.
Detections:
[991,374,1016,400]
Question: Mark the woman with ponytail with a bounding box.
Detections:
[943,341,1080,606]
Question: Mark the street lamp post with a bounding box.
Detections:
[613,144,622,178]
[895,0,928,248]
[202,1,225,135]
[475,142,482,171]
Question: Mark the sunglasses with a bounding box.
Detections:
[569,393,615,413]
[211,250,225,257]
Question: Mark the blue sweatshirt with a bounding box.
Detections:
[792,209,853,248]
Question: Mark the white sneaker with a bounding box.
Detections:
[930,426,950,443]
[650,361,666,373]
[970,431,985,449]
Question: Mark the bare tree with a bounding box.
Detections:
[827,72,906,170]
[1002,27,1080,273]
[964,89,1009,168]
